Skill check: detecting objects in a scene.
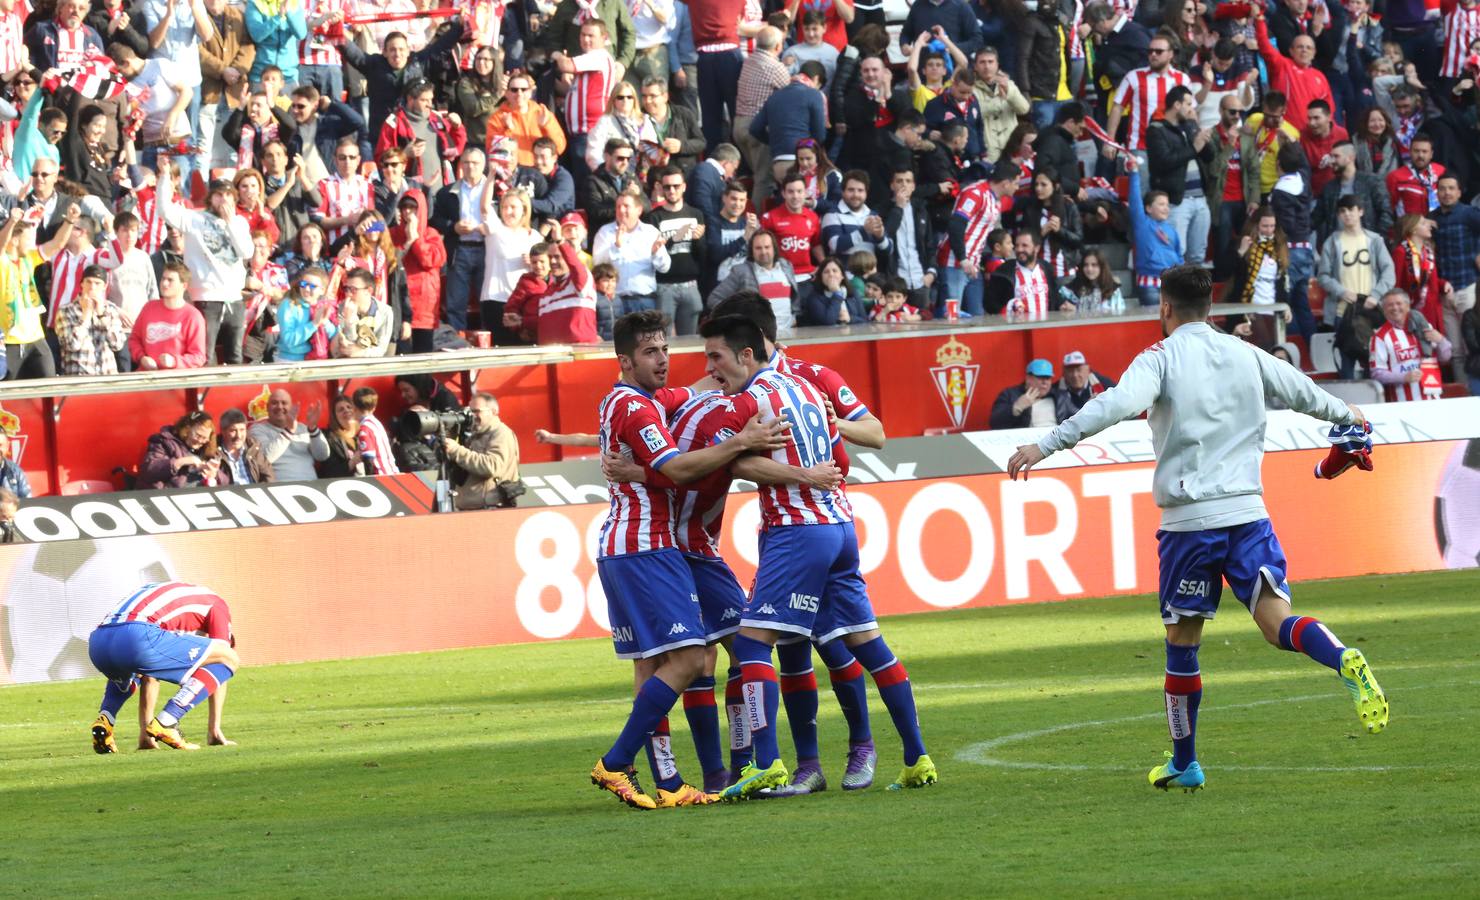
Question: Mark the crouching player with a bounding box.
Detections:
[88,582,241,753]
[697,314,936,799]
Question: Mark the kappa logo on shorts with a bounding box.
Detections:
[756,604,777,616]
[720,608,739,620]
[188,647,200,660]
[668,623,689,635]
[639,424,667,453]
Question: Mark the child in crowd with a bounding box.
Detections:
[506,243,555,343]
[1124,157,1182,306]
[847,250,877,302]
[352,386,399,476]
[591,262,618,340]
[983,228,1013,276]
[1059,248,1125,313]
[871,277,922,322]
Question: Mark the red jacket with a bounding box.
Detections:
[509,243,599,344]
[1255,18,1334,131]
[390,190,448,330]
[375,108,467,189]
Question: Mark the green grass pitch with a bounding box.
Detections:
[3,569,1478,897]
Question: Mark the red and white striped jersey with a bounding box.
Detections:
[300,0,347,66]
[771,349,870,423]
[660,387,739,558]
[1008,262,1051,316]
[564,49,618,135]
[0,4,27,75]
[100,581,233,642]
[51,25,97,72]
[1440,2,1480,77]
[1369,322,1427,401]
[938,181,1001,268]
[133,185,168,253]
[47,241,122,328]
[356,413,400,475]
[1112,66,1191,150]
[1108,0,1137,18]
[714,368,852,529]
[317,174,373,243]
[457,0,505,66]
[598,382,683,557]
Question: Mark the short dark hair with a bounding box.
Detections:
[1164,85,1193,109]
[1276,142,1305,174]
[842,169,870,191]
[800,8,825,26]
[346,267,376,287]
[798,59,827,88]
[81,264,108,282]
[1212,37,1235,60]
[1410,133,1434,148]
[532,137,558,154]
[1336,194,1364,212]
[1438,172,1462,188]
[1262,91,1287,112]
[1306,98,1332,115]
[723,179,748,195]
[114,211,140,231]
[1056,101,1086,124]
[352,386,379,412]
[613,309,670,357]
[894,108,925,132]
[1015,228,1042,247]
[708,292,778,342]
[1160,264,1213,319]
[698,314,768,362]
[220,408,248,430]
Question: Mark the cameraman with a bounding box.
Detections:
[443,392,522,510]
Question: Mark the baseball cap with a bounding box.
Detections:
[560,210,587,230]
[1026,358,1053,377]
[1063,350,1087,367]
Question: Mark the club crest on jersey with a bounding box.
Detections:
[0,403,29,465]
[929,337,980,430]
[639,424,667,453]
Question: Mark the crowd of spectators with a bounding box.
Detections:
[3,0,1480,399]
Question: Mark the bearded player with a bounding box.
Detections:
[88,582,241,753]
[708,292,886,795]
[696,314,936,799]
[589,309,794,810]
[1008,265,1388,793]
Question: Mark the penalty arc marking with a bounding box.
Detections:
[955,681,1472,774]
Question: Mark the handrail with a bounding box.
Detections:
[0,302,1289,400]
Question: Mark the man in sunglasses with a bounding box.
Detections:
[1104,35,1190,171]
[585,138,636,234]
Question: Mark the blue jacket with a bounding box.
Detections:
[530,164,576,220]
[686,159,727,224]
[749,81,827,159]
[0,459,31,500]
[245,1,308,83]
[800,283,865,326]
[899,0,983,57]
[923,93,985,161]
[668,1,697,69]
[11,92,58,184]
[274,296,337,361]
[1128,169,1183,279]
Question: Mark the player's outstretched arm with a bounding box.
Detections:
[1036,346,1167,458]
[660,415,790,485]
[1007,444,1046,480]
[833,411,886,449]
[1254,349,1362,426]
[535,428,600,446]
[733,456,844,490]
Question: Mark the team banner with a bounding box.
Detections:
[3,439,1473,684]
[9,474,438,543]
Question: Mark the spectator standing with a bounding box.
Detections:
[687,143,740,224]
[882,168,937,309]
[1012,169,1082,280]
[1018,0,1067,128]
[55,265,129,376]
[554,20,625,175]
[1105,33,1190,166]
[639,78,704,176]
[218,408,274,484]
[0,200,79,379]
[1386,133,1444,219]
[1299,100,1348,196]
[129,262,208,370]
[686,0,747,150]
[583,138,636,234]
[222,92,298,175]
[704,179,759,287]
[273,269,338,361]
[974,47,1032,164]
[480,187,541,341]
[431,147,489,333]
[1240,92,1300,212]
[841,54,908,169]
[1268,142,1317,344]
[1125,157,1182,306]
[784,10,842,85]
[158,170,254,364]
[285,85,367,184]
[751,63,830,190]
[1431,173,1480,381]
[451,48,503,151]
[25,0,106,73]
[198,0,257,173]
[899,0,981,58]
[1354,106,1399,179]
[315,137,373,244]
[593,193,670,313]
[485,71,567,166]
[341,20,464,139]
[939,161,1017,316]
[1313,140,1392,244]
[628,0,674,87]
[298,0,348,100]
[375,79,466,194]
[1317,195,1395,377]
[733,27,791,202]
[1146,85,1214,267]
[1034,102,1086,200]
[1393,214,1448,336]
[389,190,446,354]
[106,211,159,331]
[351,386,399,475]
[1461,304,1480,396]
[245,0,307,86]
[1253,8,1334,131]
[582,83,653,176]
[536,0,637,71]
[760,174,823,284]
[529,139,576,222]
[923,69,986,164]
[1084,1,1152,102]
[645,165,707,335]
[263,142,322,248]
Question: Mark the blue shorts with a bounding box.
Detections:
[87,622,213,684]
[598,548,706,660]
[685,553,745,643]
[1157,520,1291,624]
[744,522,878,643]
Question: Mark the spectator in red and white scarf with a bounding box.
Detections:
[222,92,296,172]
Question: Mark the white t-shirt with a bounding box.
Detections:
[134,58,185,143]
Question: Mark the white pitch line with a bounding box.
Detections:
[955,682,1470,773]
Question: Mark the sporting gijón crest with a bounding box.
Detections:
[929,337,979,430]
